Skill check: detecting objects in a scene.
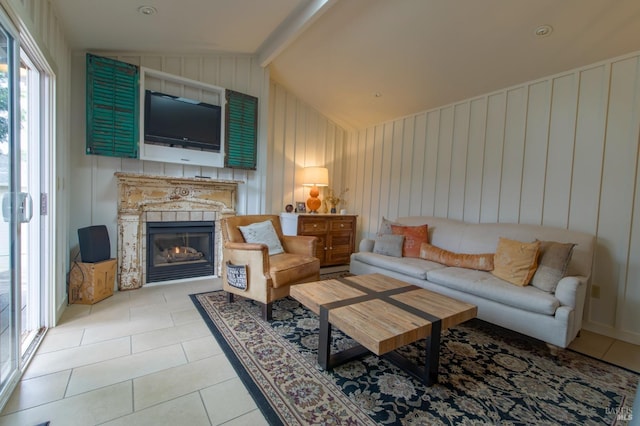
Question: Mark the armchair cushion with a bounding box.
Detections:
[281,235,317,257]
[238,219,285,255]
[269,253,320,288]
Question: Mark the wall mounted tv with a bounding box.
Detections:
[144,90,222,152]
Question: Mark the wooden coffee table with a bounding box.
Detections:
[289,273,477,386]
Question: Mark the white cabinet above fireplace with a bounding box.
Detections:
[139,67,226,168]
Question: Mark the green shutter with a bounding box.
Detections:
[86,53,139,158]
[225,90,258,170]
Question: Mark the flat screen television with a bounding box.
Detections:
[144,90,222,152]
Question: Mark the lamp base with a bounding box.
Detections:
[306,185,322,213]
[306,197,322,213]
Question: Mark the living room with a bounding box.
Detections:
[0,0,639,424]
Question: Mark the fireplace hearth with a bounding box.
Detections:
[147,221,215,283]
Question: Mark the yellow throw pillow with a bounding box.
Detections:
[491,238,541,286]
[419,243,494,271]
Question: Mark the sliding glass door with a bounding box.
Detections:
[19,51,45,361]
[0,15,22,406]
[0,10,48,407]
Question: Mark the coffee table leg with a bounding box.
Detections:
[424,322,441,386]
[318,307,332,370]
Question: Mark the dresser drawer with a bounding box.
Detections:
[330,219,355,232]
[299,219,328,233]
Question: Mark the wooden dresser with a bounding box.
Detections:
[297,214,357,266]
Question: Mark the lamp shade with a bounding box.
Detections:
[302,167,329,187]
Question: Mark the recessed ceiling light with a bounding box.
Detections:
[534,24,553,37]
[138,5,157,16]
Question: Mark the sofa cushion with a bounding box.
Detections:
[238,219,284,255]
[391,224,429,258]
[378,216,401,236]
[373,234,405,257]
[491,238,540,286]
[419,243,494,271]
[427,267,560,316]
[530,241,576,293]
[351,252,445,280]
[269,253,320,288]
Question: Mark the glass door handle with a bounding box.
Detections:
[18,192,33,223]
[1,192,10,222]
[4,192,33,222]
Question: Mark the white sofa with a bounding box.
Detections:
[350,216,595,348]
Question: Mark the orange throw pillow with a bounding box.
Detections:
[491,238,541,286]
[391,224,429,258]
[419,243,494,271]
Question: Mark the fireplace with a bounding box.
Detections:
[146,221,215,283]
[115,173,239,290]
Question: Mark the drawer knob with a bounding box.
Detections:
[340,224,344,228]
[313,224,318,228]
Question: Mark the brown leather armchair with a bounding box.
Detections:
[220,214,320,320]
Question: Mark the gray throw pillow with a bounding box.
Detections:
[238,220,285,255]
[378,216,401,236]
[530,240,576,292]
[373,234,405,257]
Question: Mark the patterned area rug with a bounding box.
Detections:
[191,290,638,425]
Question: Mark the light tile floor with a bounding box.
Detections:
[0,277,638,425]
[0,278,268,426]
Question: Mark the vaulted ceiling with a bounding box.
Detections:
[52,0,640,129]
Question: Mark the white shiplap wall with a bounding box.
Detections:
[268,81,349,213]
[68,59,349,288]
[69,52,270,260]
[4,0,72,322]
[346,52,640,344]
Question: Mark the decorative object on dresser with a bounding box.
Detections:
[302,166,329,213]
[297,214,357,266]
[324,187,349,214]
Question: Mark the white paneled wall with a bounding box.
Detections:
[69,60,348,287]
[346,52,640,344]
[268,82,349,214]
[69,52,269,260]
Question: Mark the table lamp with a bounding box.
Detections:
[303,166,329,213]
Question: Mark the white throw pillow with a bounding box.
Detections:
[238,220,285,255]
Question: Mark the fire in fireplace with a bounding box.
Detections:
[146,221,215,283]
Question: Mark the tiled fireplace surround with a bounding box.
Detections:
[115,173,240,290]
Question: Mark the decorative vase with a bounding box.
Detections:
[330,204,337,214]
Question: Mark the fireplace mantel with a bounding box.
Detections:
[115,173,241,290]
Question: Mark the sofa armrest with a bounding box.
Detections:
[359,238,375,253]
[555,276,587,308]
[282,235,318,257]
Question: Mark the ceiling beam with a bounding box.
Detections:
[257,0,336,67]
